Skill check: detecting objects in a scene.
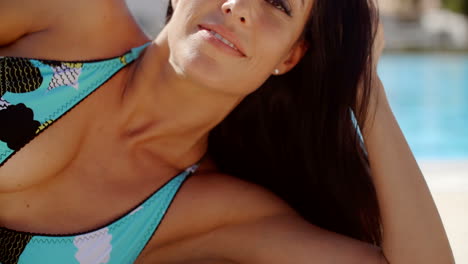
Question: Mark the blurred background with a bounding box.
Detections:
[126,0,467,261]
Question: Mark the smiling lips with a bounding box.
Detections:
[198,24,246,57]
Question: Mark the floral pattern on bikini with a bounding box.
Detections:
[0,228,33,264]
[0,57,44,151]
[41,61,83,91]
[0,43,150,166]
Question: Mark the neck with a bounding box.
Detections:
[116,28,244,169]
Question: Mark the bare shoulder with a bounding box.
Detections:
[183,172,297,220]
[137,172,294,262]
[0,0,96,42]
[145,172,296,247]
[0,0,55,45]
[0,0,146,58]
[138,172,386,264]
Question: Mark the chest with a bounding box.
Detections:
[0,76,134,227]
[0,54,159,232]
[0,169,220,264]
[0,63,126,190]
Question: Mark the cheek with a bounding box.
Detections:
[252,25,295,69]
[255,11,297,56]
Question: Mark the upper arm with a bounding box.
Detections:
[177,173,387,264]
[0,0,54,46]
[137,172,387,263]
[216,213,388,264]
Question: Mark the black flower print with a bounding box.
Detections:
[0,103,41,151]
[0,57,43,97]
[0,228,34,264]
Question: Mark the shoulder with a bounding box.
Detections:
[185,172,295,218]
[0,0,53,45]
[149,171,296,247]
[0,0,146,58]
[136,171,294,262]
[139,172,386,264]
[0,0,94,39]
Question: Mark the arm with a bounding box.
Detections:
[211,212,388,264]
[360,24,454,263]
[137,173,387,264]
[0,0,52,46]
[362,78,454,263]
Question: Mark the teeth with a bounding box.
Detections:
[210,30,238,51]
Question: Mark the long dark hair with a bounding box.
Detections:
[168,0,382,245]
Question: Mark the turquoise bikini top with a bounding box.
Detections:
[0,43,148,165]
[0,43,199,263]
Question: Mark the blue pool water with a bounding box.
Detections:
[379,53,468,160]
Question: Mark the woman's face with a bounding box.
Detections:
[166,0,313,95]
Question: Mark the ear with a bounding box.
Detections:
[274,40,309,75]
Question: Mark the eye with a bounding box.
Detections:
[266,0,292,16]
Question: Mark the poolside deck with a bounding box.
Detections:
[420,160,468,263]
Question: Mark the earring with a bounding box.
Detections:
[274,69,280,75]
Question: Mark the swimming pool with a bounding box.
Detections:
[379,53,468,160]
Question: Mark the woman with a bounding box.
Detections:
[0,0,454,262]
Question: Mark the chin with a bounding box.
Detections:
[169,42,263,96]
[171,54,235,93]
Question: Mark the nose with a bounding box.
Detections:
[221,0,251,26]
